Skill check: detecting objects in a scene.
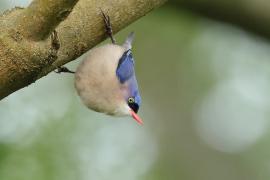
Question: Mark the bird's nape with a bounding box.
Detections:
[130,109,143,125]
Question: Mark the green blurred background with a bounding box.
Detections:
[1,0,270,180]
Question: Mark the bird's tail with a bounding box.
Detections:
[123,32,135,50]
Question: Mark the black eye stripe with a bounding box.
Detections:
[128,103,139,113]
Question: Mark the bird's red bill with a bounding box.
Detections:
[130,110,143,125]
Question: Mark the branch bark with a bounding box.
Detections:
[16,0,79,40]
[0,0,167,100]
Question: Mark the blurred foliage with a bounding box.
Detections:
[171,0,270,39]
[1,1,270,180]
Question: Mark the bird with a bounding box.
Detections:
[56,11,143,125]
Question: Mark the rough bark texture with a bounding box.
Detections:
[16,0,79,41]
[0,0,167,100]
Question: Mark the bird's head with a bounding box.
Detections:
[116,50,143,124]
[123,78,142,125]
[116,33,143,124]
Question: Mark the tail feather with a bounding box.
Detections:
[123,32,135,50]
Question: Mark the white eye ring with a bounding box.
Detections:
[128,97,135,103]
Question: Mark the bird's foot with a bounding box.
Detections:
[100,10,116,44]
[54,66,75,74]
[51,30,60,51]
[47,30,60,64]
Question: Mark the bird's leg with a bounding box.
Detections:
[101,10,116,44]
[50,30,75,74]
[51,30,60,51]
[54,66,75,74]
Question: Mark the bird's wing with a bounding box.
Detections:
[116,50,135,83]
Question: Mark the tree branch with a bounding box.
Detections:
[16,0,79,41]
[0,0,167,100]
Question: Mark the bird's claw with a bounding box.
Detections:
[100,9,116,44]
[54,66,75,74]
[51,30,60,51]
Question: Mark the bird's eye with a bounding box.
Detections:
[128,97,135,104]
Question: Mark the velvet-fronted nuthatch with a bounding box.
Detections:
[57,11,143,125]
